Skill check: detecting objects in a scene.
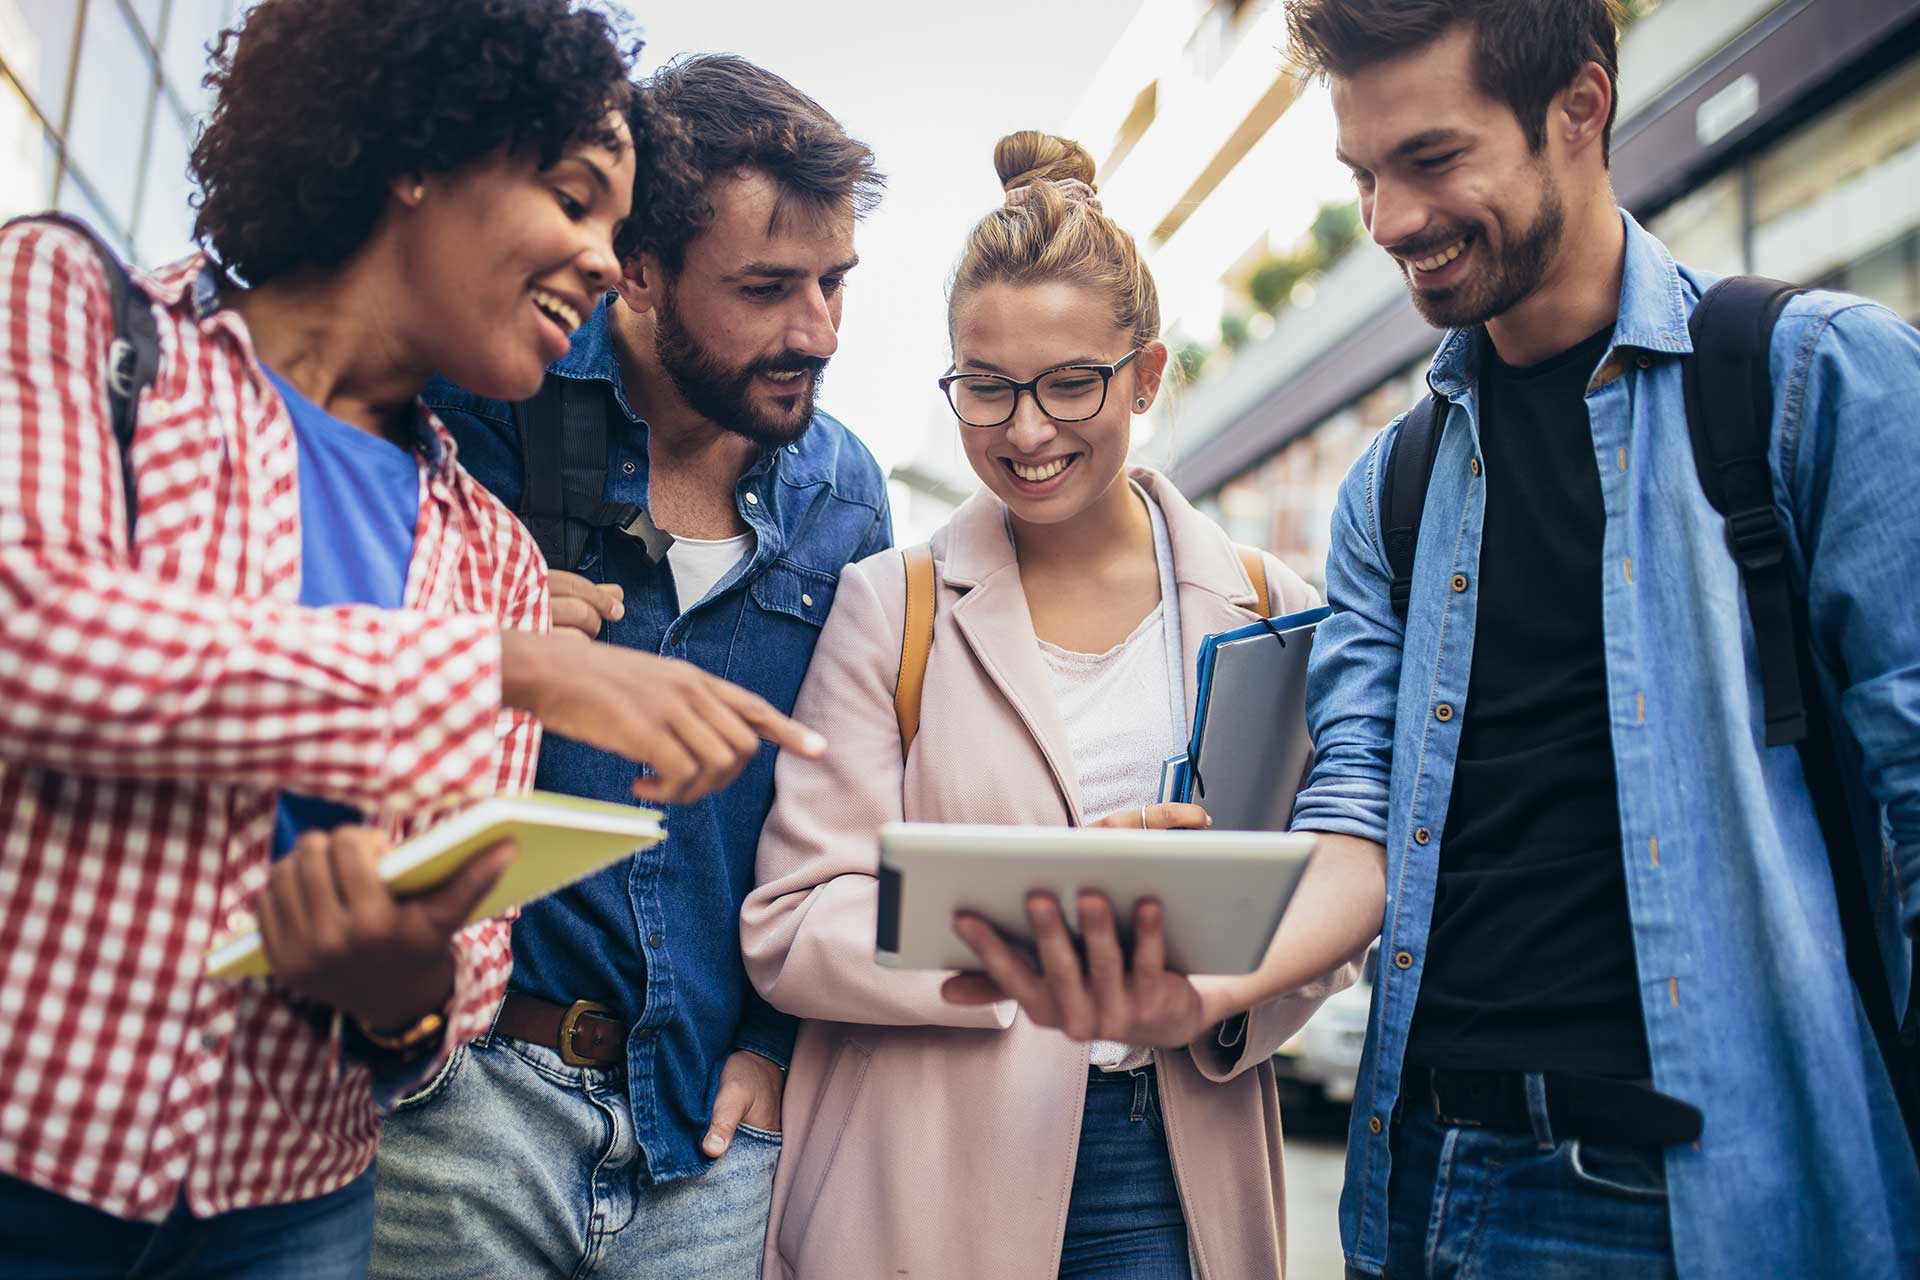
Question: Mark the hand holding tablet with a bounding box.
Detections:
[944,891,1229,1049]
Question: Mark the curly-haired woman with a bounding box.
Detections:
[0,2,817,1274]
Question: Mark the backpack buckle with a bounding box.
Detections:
[1724,506,1784,571]
[106,337,138,399]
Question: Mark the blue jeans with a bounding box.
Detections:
[1059,1065,1193,1279]
[370,1033,778,1279]
[1372,1074,1678,1279]
[0,1167,374,1279]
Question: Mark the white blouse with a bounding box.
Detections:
[1033,488,1186,1073]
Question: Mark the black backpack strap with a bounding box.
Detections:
[1685,274,1920,1160]
[1683,276,1808,747]
[5,213,159,542]
[1380,392,1444,622]
[517,378,571,566]
[515,375,644,571]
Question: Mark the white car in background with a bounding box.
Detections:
[1274,943,1376,1105]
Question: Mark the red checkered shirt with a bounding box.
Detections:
[0,221,546,1221]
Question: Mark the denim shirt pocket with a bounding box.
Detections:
[748,559,839,631]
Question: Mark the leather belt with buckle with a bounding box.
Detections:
[1418,1066,1703,1147]
[494,992,629,1068]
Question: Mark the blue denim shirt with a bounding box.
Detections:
[1295,213,1920,1277]
[426,299,891,1181]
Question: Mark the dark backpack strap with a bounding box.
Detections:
[5,213,159,542]
[1685,275,1920,1160]
[516,378,572,567]
[1683,276,1808,747]
[514,376,643,571]
[1380,393,1444,622]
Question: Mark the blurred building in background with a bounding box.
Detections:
[1,0,238,265]
[1070,0,1920,586]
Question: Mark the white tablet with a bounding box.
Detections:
[876,823,1316,975]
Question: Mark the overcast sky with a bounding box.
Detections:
[618,1,1150,475]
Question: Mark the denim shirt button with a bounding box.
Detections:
[744,492,760,506]
[1435,703,1454,723]
[1450,574,1468,593]
[801,593,814,608]
[1414,827,1432,845]
[622,461,636,474]
[1394,951,1414,970]
[1368,1114,1384,1135]
[1469,457,1481,476]
[649,932,665,948]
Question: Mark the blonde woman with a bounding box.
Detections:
[741,133,1384,1280]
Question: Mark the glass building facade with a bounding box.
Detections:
[1,0,240,266]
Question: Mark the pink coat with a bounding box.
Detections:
[742,468,1358,1280]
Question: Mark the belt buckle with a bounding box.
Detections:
[558,999,615,1067]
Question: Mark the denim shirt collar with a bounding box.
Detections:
[1426,209,1695,401]
[557,293,849,567]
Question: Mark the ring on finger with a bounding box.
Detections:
[1140,803,1150,829]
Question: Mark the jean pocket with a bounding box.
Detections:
[392,1042,469,1113]
[1564,1139,1669,1201]
[735,1121,784,1147]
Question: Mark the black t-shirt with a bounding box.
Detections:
[1405,324,1652,1079]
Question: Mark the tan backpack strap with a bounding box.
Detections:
[895,544,936,755]
[1235,544,1271,618]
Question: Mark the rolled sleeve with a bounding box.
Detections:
[1292,432,1401,846]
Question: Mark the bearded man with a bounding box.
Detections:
[370,55,890,1280]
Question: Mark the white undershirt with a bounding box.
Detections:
[1034,488,1186,1072]
[666,530,754,613]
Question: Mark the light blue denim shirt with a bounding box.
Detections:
[1295,212,1920,1278]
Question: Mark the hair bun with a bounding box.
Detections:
[994,131,1096,196]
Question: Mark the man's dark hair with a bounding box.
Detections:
[191,0,638,284]
[635,54,885,272]
[1284,0,1625,162]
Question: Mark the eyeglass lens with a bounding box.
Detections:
[948,367,1109,427]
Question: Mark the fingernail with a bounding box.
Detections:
[802,731,827,755]
[610,603,625,620]
[1204,814,1214,827]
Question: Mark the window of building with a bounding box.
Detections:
[66,0,158,234]
[1750,54,1920,307]
[1,0,232,263]
[0,2,80,129]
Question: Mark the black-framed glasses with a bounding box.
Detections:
[937,349,1141,428]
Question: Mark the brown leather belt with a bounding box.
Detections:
[494,992,630,1068]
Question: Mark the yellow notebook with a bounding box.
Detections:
[205,791,665,978]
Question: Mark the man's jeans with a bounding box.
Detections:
[1369,1073,1677,1279]
[0,1167,374,1279]
[370,1033,778,1280]
[1059,1066,1192,1280]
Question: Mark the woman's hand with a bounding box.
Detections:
[1086,801,1211,832]
[499,629,825,806]
[258,826,515,1031]
[942,892,1228,1048]
[548,570,624,639]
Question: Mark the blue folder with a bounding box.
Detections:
[1159,605,1331,830]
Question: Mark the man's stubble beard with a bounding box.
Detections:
[1404,163,1567,331]
[653,284,824,450]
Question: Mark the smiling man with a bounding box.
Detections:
[1279,1,1920,1278]
[369,56,890,1280]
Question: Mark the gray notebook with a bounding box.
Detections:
[1159,605,1330,831]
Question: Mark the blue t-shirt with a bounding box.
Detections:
[263,365,421,854]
